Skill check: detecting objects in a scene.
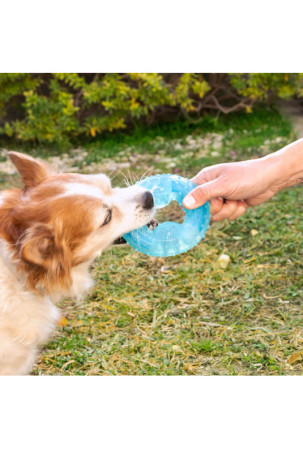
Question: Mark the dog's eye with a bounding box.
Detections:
[102,209,112,227]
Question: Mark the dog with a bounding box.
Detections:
[0,152,155,375]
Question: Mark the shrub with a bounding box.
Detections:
[0,73,302,148]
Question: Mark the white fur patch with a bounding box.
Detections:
[0,244,61,374]
[61,183,104,200]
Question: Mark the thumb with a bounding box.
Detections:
[183,179,225,209]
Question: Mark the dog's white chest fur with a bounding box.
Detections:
[0,240,94,375]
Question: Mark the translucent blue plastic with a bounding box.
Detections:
[123,174,210,257]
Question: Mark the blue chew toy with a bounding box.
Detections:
[123,174,210,257]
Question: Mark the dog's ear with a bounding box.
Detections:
[20,222,72,291]
[9,151,55,188]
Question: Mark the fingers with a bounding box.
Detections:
[228,201,247,220]
[185,192,246,222]
[183,179,225,209]
[212,200,246,222]
[209,197,224,215]
[211,199,238,221]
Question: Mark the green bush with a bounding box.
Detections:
[0,73,302,148]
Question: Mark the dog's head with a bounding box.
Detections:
[0,152,155,292]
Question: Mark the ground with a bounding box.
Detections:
[1,108,302,375]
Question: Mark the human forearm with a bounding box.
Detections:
[261,138,303,192]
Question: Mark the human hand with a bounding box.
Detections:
[183,157,283,221]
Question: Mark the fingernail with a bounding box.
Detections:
[184,195,196,208]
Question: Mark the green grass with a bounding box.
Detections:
[2,107,303,375]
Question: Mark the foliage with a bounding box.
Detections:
[230,73,303,101]
[0,73,302,148]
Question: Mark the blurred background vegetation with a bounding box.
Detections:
[0,73,302,149]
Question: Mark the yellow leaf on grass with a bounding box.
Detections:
[58,316,67,327]
[288,351,303,365]
[90,127,96,137]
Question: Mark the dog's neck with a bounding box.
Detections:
[0,238,95,303]
[51,260,95,303]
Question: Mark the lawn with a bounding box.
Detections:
[1,107,302,375]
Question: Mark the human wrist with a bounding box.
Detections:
[260,139,303,192]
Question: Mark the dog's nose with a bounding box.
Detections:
[142,191,154,209]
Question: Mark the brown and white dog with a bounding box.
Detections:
[0,152,155,375]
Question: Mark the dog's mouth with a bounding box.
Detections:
[113,219,159,245]
[146,218,158,230]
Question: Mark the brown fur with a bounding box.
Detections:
[0,190,106,292]
[0,154,107,292]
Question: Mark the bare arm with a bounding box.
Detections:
[183,139,303,221]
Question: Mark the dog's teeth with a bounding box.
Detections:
[147,219,158,230]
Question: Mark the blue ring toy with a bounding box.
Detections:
[123,174,210,257]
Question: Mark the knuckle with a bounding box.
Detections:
[225,200,238,213]
[230,207,246,220]
[213,209,229,221]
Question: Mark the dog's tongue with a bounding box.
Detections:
[113,219,159,245]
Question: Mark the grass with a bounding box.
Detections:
[1,107,303,375]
